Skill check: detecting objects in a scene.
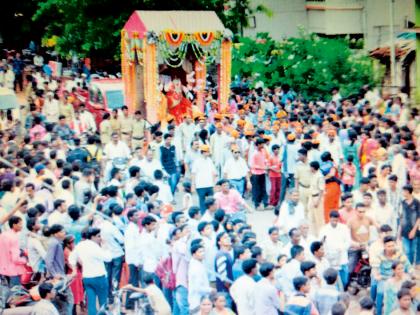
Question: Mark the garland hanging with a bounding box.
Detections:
[194,32,215,46]
[164,30,185,47]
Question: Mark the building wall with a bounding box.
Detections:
[243,0,307,40]
[245,0,414,49]
[365,0,414,50]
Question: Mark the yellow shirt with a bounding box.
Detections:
[100,120,112,145]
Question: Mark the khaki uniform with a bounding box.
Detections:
[110,117,121,134]
[308,170,325,234]
[131,118,147,151]
[100,120,112,145]
[295,160,312,215]
[119,115,133,145]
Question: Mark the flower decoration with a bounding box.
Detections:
[194,32,215,46]
[146,31,158,45]
[164,30,184,47]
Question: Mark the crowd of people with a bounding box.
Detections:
[0,51,419,315]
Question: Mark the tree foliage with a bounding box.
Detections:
[232,32,384,100]
[32,0,269,58]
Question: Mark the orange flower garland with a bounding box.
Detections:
[164,30,184,47]
[219,40,232,112]
[194,32,215,46]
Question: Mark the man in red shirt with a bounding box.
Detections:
[250,138,268,210]
[268,144,282,207]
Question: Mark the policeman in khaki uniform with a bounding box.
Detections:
[295,148,312,216]
[131,110,148,151]
[110,108,121,134]
[119,106,133,146]
[100,112,112,145]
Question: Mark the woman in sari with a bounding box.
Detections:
[320,151,341,222]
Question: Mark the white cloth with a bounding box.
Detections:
[191,156,216,189]
[275,201,305,234]
[103,141,131,160]
[138,159,164,180]
[42,99,60,123]
[156,180,173,204]
[124,222,142,266]
[223,157,249,180]
[100,221,124,259]
[230,275,256,315]
[69,239,111,278]
[139,230,160,272]
[187,258,212,310]
[319,223,351,267]
[210,132,229,166]
[47,211,71,228]
[79,111,97,133]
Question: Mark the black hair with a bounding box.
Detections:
[310,241,323,255]
[268,226,279,235]
[38,282,54,299]
[359,296,374,310]
[291,245,304,259]
[293,276,308,291]
[198,221,211,234]
[8,216,22,229]
[329,210,340,219]
[259,262,275,277]
[190,244,204,255]
[323,268,338,285]
[242,258,258,274]
[331,302,346,315]
[54,199,65,210]
[142,273,155,285]
[188,206,200,219]
[233,245,247,260]
[142,215,157,227]
[300,261,316,274]
[154,169,163,180]
[204,197,216,209]
[26,218,38,232]
[129,166,140,178]
[68,205,81,221]
[383,235,395,244]
[397,288,411,300]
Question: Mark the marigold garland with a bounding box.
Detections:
[164,30,184,47]
[194,32,215,46]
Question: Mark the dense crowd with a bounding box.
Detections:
[0,51,419,315]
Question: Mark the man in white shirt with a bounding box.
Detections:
[223,146,250,196]
[42,92,59,123]
[278,245,305,298]
[261,227,284,264]
[320,129,343,164]
[275,190,305,236]
[319,211,351,289]
[230,258,258,315]
[124,210,142,310]
[47,199,70,228]
[254,262,283,315]
[99,214,125,303]
[188,244,213,313]
[138,150,165,181]
[371,190,396,232]
[79,104,97,134]
[210,123,229,178]
[191,145,217,213]
[154,169,173,204]
[31,282,59,315]
[69,227,112,315]
[103,132,131,182]
[179,116,196,154]
[139,216,161,277]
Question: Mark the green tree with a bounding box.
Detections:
[32,0,270,58]
[232,32,384,100]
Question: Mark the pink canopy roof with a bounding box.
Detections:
[123,10,225,39]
